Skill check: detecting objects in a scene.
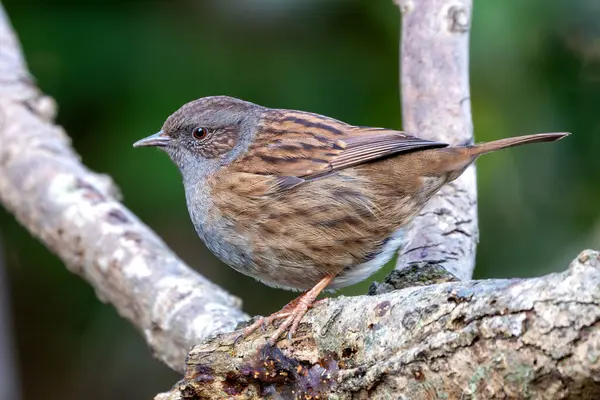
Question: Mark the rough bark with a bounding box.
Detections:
[157,250,600,399]
[0,5,247,373]
[394,0,478,282]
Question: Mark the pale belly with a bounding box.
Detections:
[209,226,412,292]
[193,218,410,291]
[329,227,409,289]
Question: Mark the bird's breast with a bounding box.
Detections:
[184,181,257,274]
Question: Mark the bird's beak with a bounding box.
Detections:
[133,131,171,148]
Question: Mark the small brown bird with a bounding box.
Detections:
[134,96,568,343]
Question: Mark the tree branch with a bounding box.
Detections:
[393,0,477,282]
[156,250,600,399]
[0,4,247,373]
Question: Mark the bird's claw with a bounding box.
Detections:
[235,276,334,345]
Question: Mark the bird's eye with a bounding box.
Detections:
[192,127,208,140]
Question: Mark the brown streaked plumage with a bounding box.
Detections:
[133,95,569,343]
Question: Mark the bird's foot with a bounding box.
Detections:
[241,297,300,338]
[238,276,333,344]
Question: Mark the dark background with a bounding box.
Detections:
[1,0,598,399]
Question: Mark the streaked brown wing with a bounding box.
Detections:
[232,110,448,192]
[327,127,448,173]
[233,110,350,177]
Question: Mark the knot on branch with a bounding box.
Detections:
[573,249,600,272]
[395,0,414,15]
[23,94,57,122]
[447,5,471,33]
[369,261,459,295]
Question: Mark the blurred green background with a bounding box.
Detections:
[1,0,598,398]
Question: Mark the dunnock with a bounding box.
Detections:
[134,96,568,343]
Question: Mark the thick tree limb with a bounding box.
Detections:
[157,250,600,399]
[0,5,247,373]
[394,0,477,281]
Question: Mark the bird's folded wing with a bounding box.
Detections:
[232,115,448,192]
[328,128,448,172]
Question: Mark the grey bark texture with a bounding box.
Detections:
[0,5,247,373]
[394,0,478,282]
[156,250,600,399]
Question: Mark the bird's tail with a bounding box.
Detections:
[466,132,569,157]
[427,132,569,183]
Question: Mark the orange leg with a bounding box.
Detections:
[241,275,334,344]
